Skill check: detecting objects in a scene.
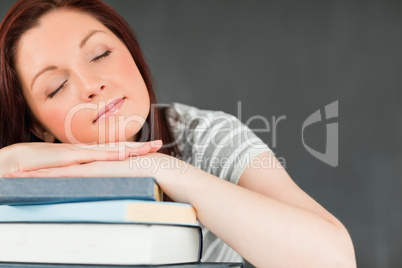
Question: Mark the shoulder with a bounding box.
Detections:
[164,103,271,184]
[165,102,242,135]
[165,103,245,147]
[165,102,231,126]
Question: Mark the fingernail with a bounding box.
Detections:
[151,140,163,146]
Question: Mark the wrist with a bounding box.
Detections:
[127,152,183,177]
[130,153,194,203]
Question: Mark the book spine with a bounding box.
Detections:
[0,177,160,205]
[198,226,203,262]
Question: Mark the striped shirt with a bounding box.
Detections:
[165,102,271,263]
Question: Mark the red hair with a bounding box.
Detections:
[0,0,180,157]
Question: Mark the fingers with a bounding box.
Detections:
[4,166,84,178]
[4,140,163,175]
[82,140,162,152]
[149,140,163,152]
[4,171,37,177]
[2,140,163,176]
[4,160,134,178]
[117,140,163,160]
[68,140,163,162]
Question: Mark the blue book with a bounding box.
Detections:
[0,200,197,226]
[0,177,162,205]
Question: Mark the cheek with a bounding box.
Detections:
[37,103,95,143]
[116,56,140,84]
[115,54,150,114]
[61,106,99,143]
[37,106,68,139]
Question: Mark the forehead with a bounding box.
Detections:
[16,9,109,83]
[18,8,107,54]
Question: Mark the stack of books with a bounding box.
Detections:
[0,177,243,267]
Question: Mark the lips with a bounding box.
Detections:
[94,97,125,123]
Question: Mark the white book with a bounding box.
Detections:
[0,223,202,265]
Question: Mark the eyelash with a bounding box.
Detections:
[48,50,112,99]
[91,50,112,62]
[48,80,67,99]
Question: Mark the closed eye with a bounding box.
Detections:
[48,80,67,99]
[91,50,112,62]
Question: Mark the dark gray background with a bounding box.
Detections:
[1,0,401,267]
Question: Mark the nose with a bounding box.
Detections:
[75,70,106,101]
[86,84,106,100]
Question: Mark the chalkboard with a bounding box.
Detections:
[1,0,400,267]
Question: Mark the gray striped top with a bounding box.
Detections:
[165,102,271,263]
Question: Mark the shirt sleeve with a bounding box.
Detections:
[179,106,272,184]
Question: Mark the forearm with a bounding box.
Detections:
[191,176,355,268]
[143,154,356,268]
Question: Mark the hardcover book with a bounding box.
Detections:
[0,200,197,226]
[0,177,162,205]
[0,223,202,265]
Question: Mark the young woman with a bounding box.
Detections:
[0,0,356,267]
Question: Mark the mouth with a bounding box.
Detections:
[93,97,126,123]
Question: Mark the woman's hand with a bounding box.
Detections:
[1,141,162,177]
[2,152,173,178]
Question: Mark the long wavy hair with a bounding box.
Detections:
[0,0,180,157]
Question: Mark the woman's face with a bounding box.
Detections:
[16,9,150,144]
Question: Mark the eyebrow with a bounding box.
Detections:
[30,65,57,90]
[30,30,105,90]
[79,30,105,49]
